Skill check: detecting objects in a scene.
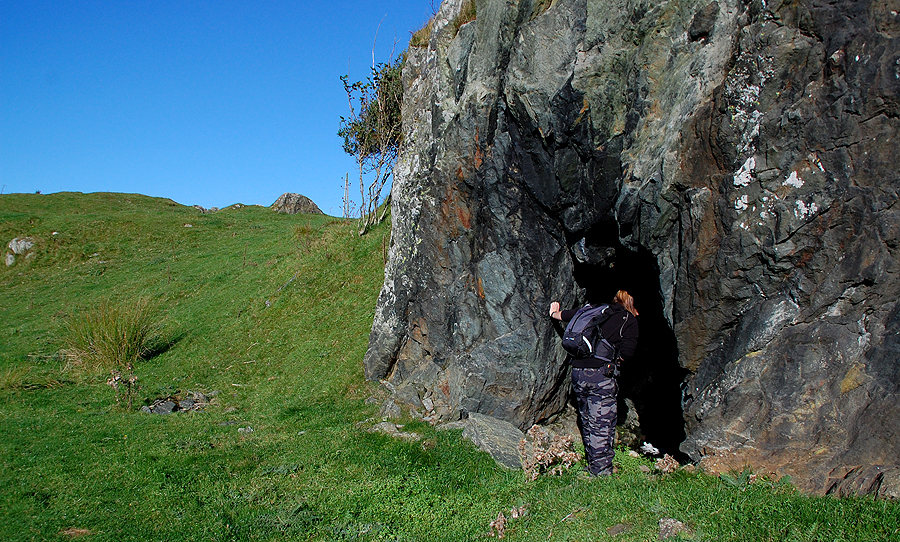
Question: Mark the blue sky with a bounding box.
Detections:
[1,0,434,216]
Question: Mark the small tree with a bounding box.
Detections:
[339,54,404,235]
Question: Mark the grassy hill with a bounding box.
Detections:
[1,192,898,541]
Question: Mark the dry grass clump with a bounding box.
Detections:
[488,506,527,539]
[451,0,476,36]
[62,297,166,408]
[656,453,679,474]
[518,425,580,481]
[62,297,166,374]
[411,0,474,48]
[410,17,434,48]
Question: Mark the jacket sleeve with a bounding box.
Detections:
[559,308,579,322]
[617,315,639,360]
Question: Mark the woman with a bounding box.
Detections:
[549,290,639,476]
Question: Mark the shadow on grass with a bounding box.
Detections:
[143,330,188,361]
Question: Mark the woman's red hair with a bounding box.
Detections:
[614,290,639,316]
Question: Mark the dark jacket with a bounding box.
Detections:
[560,303,639,367]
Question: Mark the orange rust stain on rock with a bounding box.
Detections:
[440,186,472,233]
[476,277,485,299]
[456,201,471,230]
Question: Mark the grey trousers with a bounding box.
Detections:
[572,367,618,475]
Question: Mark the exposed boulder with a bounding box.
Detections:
[460,413,525,469]
[271,193,323,215]
[8,237,34,254]
[6,237,35,266]
[193,205,219,214]
[366,0,900,497]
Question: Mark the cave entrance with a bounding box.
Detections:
[570,227,689,460]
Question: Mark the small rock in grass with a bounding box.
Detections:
[8,237,35,255]
[379,398,402,420]
[369,421,421,441]
[659,518,693,540]
[153,400,178,415]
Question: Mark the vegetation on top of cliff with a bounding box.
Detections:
[409,16,433,48]
[410,0,475,48]
[451,0,477,36]
[1,192,898,541]
[339,55,404,235]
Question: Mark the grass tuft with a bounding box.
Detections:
[451,0,476,37]
[409,16,434,48]
[61,296,168,374]
[0,365,31,390]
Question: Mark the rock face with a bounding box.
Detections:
[365,0,900,497]
[271,193,323,215]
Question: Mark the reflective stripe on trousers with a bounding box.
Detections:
[572,367,617,475]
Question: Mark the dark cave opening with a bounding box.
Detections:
[569,226,690,461]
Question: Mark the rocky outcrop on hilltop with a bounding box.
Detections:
[366,0,900,497]
[271,193,323,215]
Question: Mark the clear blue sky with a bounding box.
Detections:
[1,0,434,216]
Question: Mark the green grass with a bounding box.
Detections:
[1,192,899,541]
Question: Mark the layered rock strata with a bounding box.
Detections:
[365,0,900,497]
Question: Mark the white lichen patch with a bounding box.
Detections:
[783,171,804,188]
[733,156,756,187]
[794,199,819,219]
[735,194,750,211]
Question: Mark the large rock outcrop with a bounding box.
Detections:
[365,0,900,497]
[271,193,323,215]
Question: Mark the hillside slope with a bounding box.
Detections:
[1,192,897,541]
